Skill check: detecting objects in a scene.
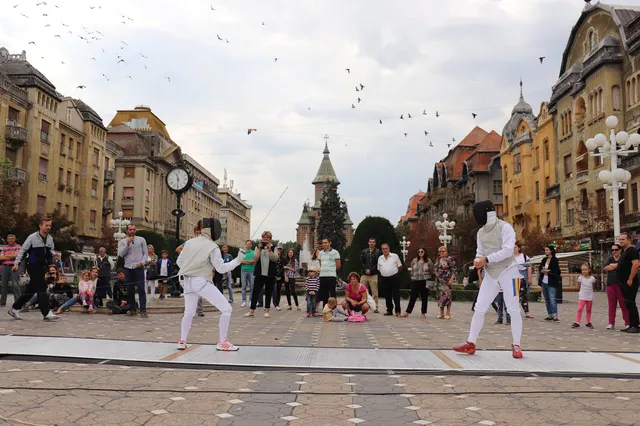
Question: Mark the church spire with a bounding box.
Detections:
[519,77,523,99]
[312,134,340,185]
[323,133,330,155]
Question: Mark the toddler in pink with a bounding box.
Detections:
[572,263,595,329]
[77,271,96,313]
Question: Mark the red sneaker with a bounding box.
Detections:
[452,341,476,354]
[306,313,310,317]
[512,344,523,359]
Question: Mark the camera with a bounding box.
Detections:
[259,241,269,250]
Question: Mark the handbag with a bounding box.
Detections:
[284,275,289,283]
[146,270,159,280]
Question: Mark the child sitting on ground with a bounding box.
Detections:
[77,271,96,313]
[305,267,320,317]
[322,297,349,322]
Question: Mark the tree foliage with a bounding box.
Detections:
[316,182,347,253]
[521,227,553,257]
[11,211,81,254]
[95,226,118,255]
[0,158,23,237]
[343,216,402,279]
[450,213,479,267]
[407,216,442,261]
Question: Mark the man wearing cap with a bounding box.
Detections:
[176,218,245,351]
[453,200,523,359]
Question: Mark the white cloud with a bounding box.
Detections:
[0,0,620,241]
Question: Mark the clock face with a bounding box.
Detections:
[167,167,190,192]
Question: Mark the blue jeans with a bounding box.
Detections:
[495,292,511,322]
[541,283,558,317]
[0,264,21,305]
[306,292,316,314]
[241,271,254,303]
[224,272,233,303]
[60,295,81,310]
[125,268,146,311]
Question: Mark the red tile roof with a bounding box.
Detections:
[458,126,489,147]
[401,191,426,222]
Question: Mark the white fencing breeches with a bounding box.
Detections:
[468,266,523,345]
[180,276,232,343]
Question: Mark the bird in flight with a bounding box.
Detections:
[90,57,96,61]
[211,5,216,10]
[423,109,427,115]
[62,22,69,27]
[36,1,47,5]
[140,53,148,59]
[54,34,61,38]
[77,85,86,89]
[429,142,433,147]
[355,85,359,92]
[28,41,36,45]
[144,64,148,69]
[400,114,404,119]
[165,77,171,82]
[61,61,65,64]
[262,21,265,25]
[127,76,132,79]
[408,113,412,118]
[435,111,440,118]
[44,24,50,27]
[424,131,429,136]
[359,83,365,90]
[379,119,383,124]
[217,34,223,41]
[357,97,361,103]
[404,133,408,137]
[42,13,48,16]
[121,41,128,46]
[539,57,545,64]
[472,113,477,119]
[247,128,257,135]
[20,13,29,18]
[351,104,356,109]
[452,137,456,142]
[345,68,350,74]
[274,58,278,62]
[13,4,18,7]
[117,59,126,64]
[447,144,452,148]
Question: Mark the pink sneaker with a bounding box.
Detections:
[217,340,239,351]
[306,313,310,317]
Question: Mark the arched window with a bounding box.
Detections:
[575,97,586,123]
[576,141,589,173]
[589,30,596,51]
[627,80,632,106]
[593,148,604,168]
[561,114,565,135]
[568,110,572,128]
[634,78,638,105]
[612,85,621,111]
[599,87,604,112]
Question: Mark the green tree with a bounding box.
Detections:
[95,225,118,255]
[137,230,170,255]
[316,182,347,253]
[0,157,22,237]
[450,213,479,268]
[13,211,81,254]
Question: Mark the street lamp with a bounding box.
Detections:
[110,211,130,254]
[435,213,456,248]
[585,115,640,240]
[400,236,411,264]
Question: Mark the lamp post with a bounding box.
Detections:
[435,213,456,248]
[585,115,640,241]
[110,211,130,254]
[400,236,411,264]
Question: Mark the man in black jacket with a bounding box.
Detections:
[360,238,382,313]
[96,247,112,306]
[107,270,136,314]
[245,231,278,318]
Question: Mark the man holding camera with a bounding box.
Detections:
[245,231,278,318]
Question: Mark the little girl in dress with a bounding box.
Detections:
[78,271,96,313]
[572,262,595,329]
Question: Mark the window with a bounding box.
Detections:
[503,165,508,182]
[147,169,151,181]
[567,199,575,225]
[40,120,50,143]
[534,147,540,168]
[495,204,503,218]
[91,179,98,198]
[123,187,134,199]
[581,188,589,212]
[536,215,540,229]
[104,157,110,171]
[492,180,502,194]
[535,181,540,201]
[124,167,135,178]
[589,30,596,51]
[38,158,48,181]
[546,212,551,227]
[37,196,46,215]
[73,207,77,222]
[90,210,97,227]
[93,148,100,166]
[145,189,150,201]
[545,176,550,188]
[632,183,639,212]
[505,196,509,215]
[514,154,521,173]
[593,148,604,167]
[60,134,66,156]
[596,189,606,218]
[543,140,549,161]
[613,85,621,111]
[564,154,573,179]
[56,202,61,213]
[576,141,588,173]
[145,209,150,222]
[65,204,70,215]
[58,168,64,184]
[8,107,19,123]
[66,171,71,185]
[74,174,79,189]
[122,208,133,218]
[68,138,74,157]
[77,141,81,158]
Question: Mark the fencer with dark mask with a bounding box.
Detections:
[453,200,524,358]
[176,218,245,351]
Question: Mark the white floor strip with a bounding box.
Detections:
[1,335,639,375]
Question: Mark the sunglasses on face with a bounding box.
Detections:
[418,250,424,253]
[612,249,620,251]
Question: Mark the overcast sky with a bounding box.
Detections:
[0,0,618,242]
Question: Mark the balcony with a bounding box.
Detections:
[576,170,589,184]
[104,170,115,186]
[103,199,115,213]
[4,123,27,149]
[621,152,640,171]
[545,184,561,199]
[4,167,26,186]
[57,182,65,191]
[461,192,475,203]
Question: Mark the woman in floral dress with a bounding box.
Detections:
[434,246,456,319]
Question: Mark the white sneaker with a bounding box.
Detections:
[241,302,246,307]
[177,340,187,350]
[44,311,59,321]
[7,309,21,320]
[244,311,255,317]
[264,312,270,317]
[606,324,614,330]
[275,306,281,311]
[217,340,239,351]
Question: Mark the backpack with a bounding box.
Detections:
[347,313,367,322]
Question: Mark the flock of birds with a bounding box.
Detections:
[9,1,548,151]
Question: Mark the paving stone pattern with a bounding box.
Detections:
[0,360,638,425]
[2,292,638,352]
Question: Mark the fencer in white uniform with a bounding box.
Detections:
[176,218,244,351]
[453,200,524,358]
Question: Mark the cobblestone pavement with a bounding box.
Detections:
[0,360,638,426]
[2,292,637,352]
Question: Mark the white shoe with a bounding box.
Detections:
[264,312,270,317]
[217,340,239,351]
[244,311,255,317]
[7,308,21,320]
[44,311,59,321]
[275,306,281,311]
[606,324,614,330]
[177,340,187,350]
[241,302,246,307]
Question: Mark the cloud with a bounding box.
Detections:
[0,0,606,242]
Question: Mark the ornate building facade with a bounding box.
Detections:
[296,142,354,250]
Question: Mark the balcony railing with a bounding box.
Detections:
[545,184,561,199]
[4,167,26,185]
[4,124,28,148]
[576,170,589,184]
[104,170,115,186]
[103,199,115,213]
[40,131,49,143]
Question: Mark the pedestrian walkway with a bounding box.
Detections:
[2,335,639,377]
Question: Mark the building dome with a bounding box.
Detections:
[503,81,536,145]
[511,95,533,115]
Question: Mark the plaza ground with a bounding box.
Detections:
[0,292,639,425]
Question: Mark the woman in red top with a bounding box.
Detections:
[342,272,369,314]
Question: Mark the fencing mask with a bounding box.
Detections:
[472,200,495,226]
[201,217,222,241]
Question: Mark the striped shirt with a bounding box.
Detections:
[306,276,320,292]
[1,244,21,266]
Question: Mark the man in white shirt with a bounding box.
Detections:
[318,238,341,306]
[118,224,148,318]
[377,243,403,316]
[453,200,523,359]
